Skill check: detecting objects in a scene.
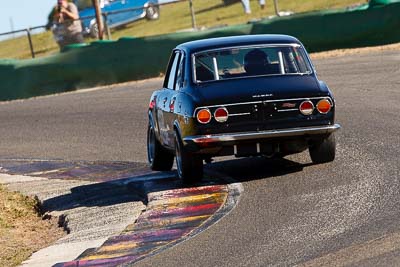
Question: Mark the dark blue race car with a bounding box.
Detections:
[75,0,160,37]
[147,34,341,183]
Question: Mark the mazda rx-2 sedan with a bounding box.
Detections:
[147,34,341,183]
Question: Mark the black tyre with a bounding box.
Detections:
[309,133,336,164]
[175,133,203,183]
[146,4,160,20]
[89,22,98,38]
[147,124,174,171]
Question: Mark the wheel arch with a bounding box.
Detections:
[148,110,155,128]
[173,120,183,141]
[148,110,161,142]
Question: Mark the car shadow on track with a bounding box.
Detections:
[40,157,311,213]
[41,180,145,213]
[40,171,217,213]
[206,156,313,183]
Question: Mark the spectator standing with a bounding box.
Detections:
[53,0,84,49]
[241,0,265,14]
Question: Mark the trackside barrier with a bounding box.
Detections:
[0,2,399,101]
[251,2,400,52]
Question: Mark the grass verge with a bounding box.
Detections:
[0,184,65,267]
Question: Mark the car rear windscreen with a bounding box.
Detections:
[193,45,313,83]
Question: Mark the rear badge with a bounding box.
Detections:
[252,94,273,98]
[282,102,296,108]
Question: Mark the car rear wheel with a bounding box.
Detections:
[175,133,203,183]
[146,4,160,20]
[89,22,98,39]
[309,133,336,164]
[147,124,174,171]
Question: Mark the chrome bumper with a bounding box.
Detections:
[183,124,341,144]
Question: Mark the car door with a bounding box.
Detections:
[157,50,181,148]
[164,51,186,147]
[125,0,147,19]
[105,0,144,27]
[103,0,125,27]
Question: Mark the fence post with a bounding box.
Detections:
[188,0,197,30]
[273,0,280,16]
[103,13,112,40]
[92,0,104,40]
[26,28,35,58]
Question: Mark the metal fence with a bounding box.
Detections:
[0,0,194,59]
[0,26,44,58]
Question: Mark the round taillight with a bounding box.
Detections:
[197,109,212,124]
[316,99,332,114]
[214,107,229,123]
[299,101,314,115]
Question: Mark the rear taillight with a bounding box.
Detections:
[299,101,314,115]
[197,109,212,124]
[316,99,332,114]
[214,107,229,123]
[149,97,156,109]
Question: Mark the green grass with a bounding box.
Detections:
[0,0,363,60]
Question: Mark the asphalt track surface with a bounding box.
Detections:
[1,50,399,266]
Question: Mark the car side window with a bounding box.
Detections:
[166,52,181,90]
[175,54,185,90]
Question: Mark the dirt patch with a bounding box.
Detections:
[310,42,400,59]
[0,184,65,267]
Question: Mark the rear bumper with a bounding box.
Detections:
[183,124,341,145]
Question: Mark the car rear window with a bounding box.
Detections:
[193,44,312,83]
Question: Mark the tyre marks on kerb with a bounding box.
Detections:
[55,181,239,267]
